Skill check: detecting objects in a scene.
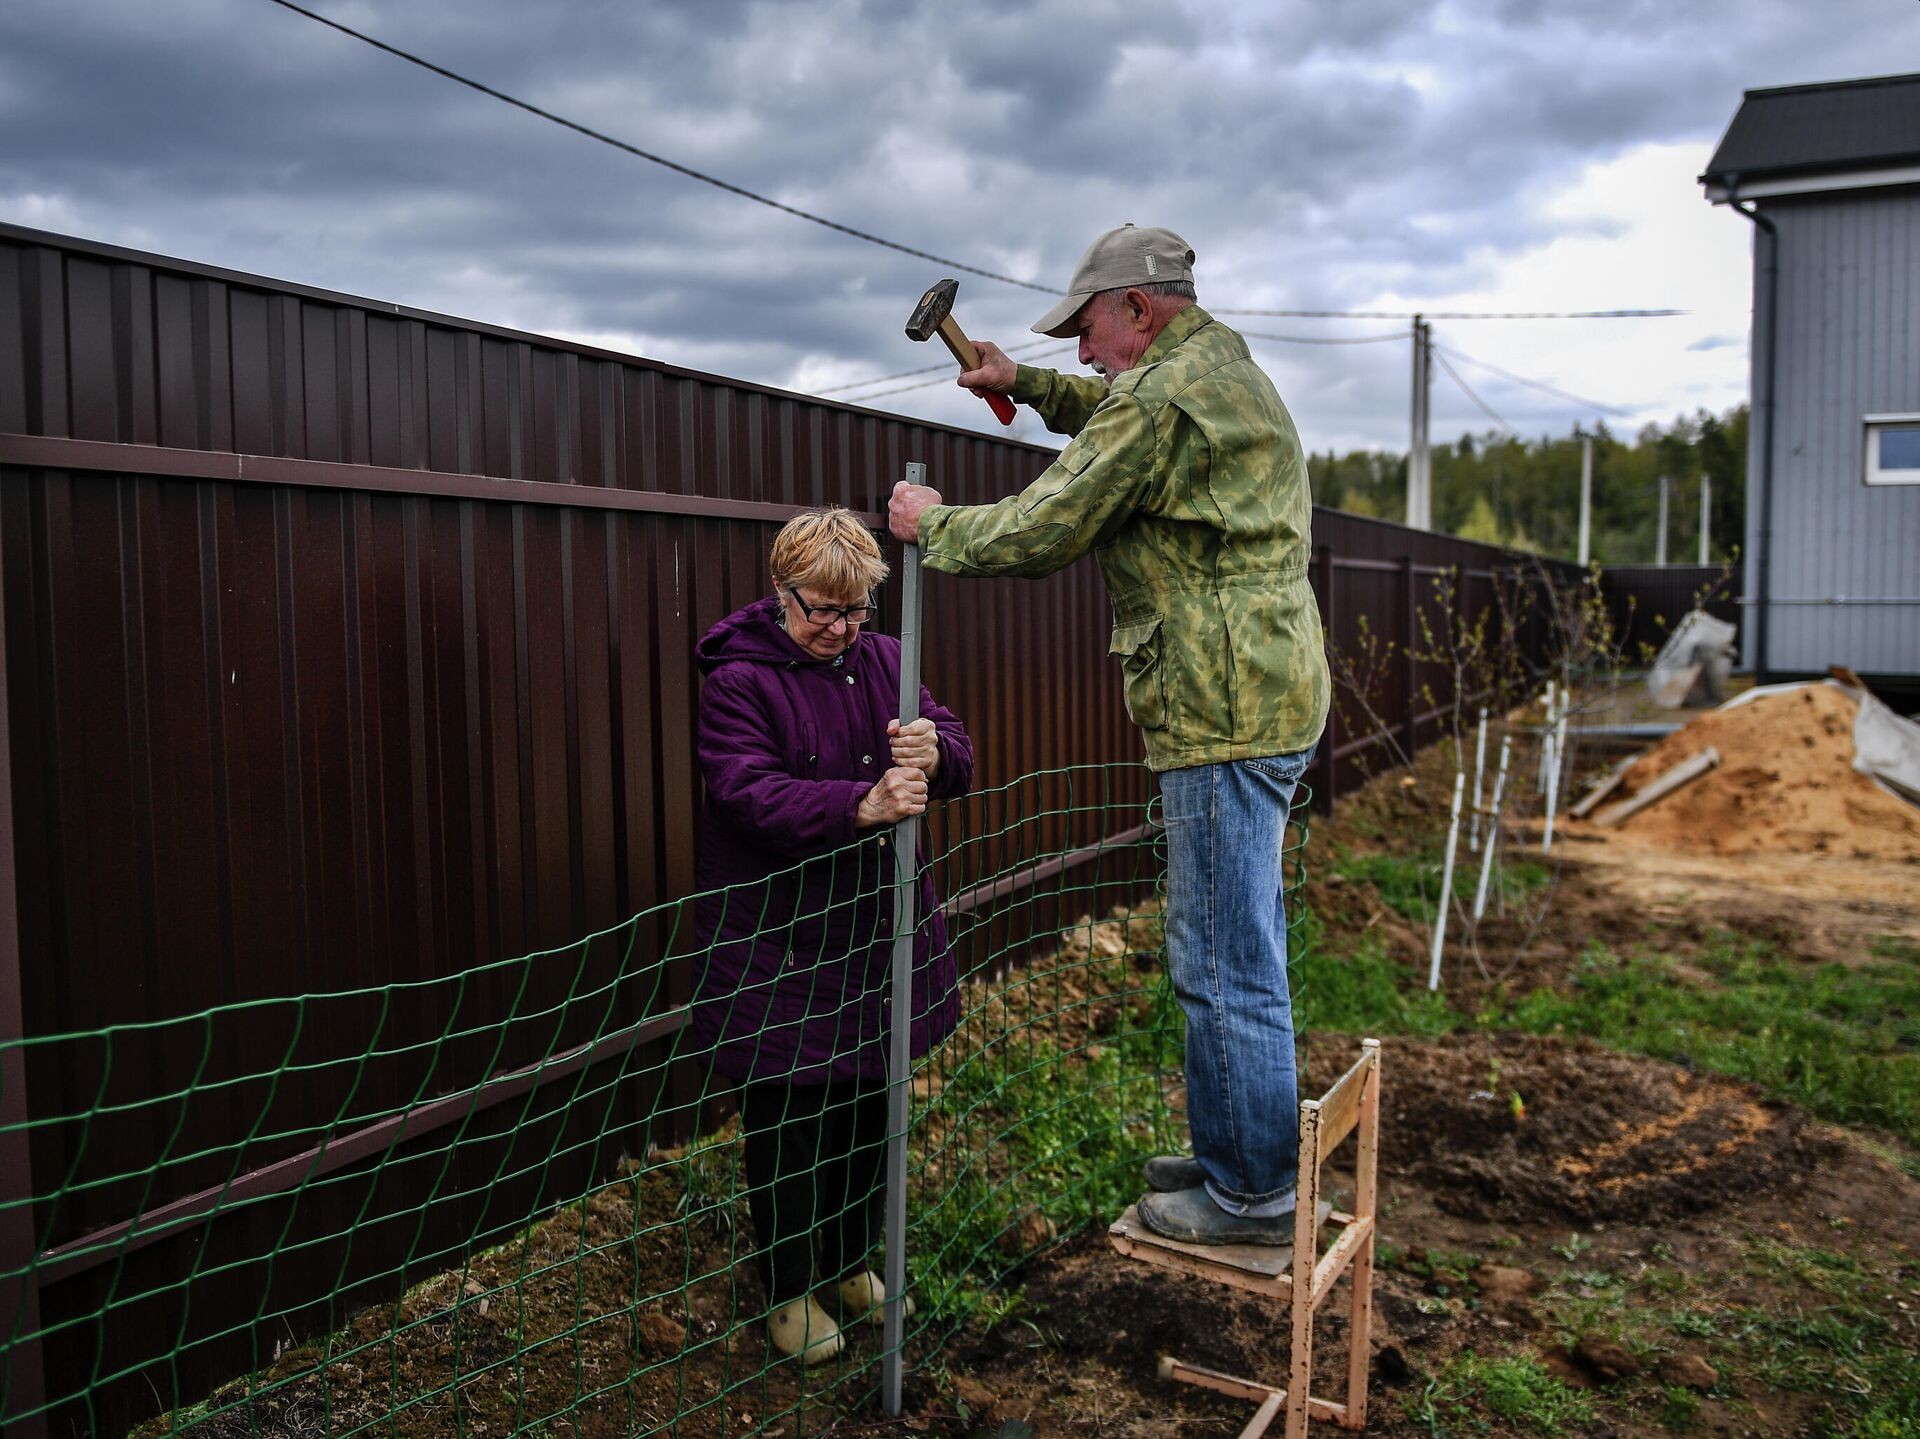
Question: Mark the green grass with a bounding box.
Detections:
[1302,880,1920,1149]
[906,980,1179,1328]
[1410,1352,1596,1435]
[1732,1240,1920,1432]
[1299,860,1920,1438]
[1294,911,1457,1038]
[1491,934,1920,1144]
[1873,936,1920,964]
[1332,849,1549,927]
[1515,1233,1919,1436]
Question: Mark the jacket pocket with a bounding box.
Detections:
[787,720,820,776]
[1021,430,1100,513]
[1109,615,1168,731]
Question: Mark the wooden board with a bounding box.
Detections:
[1569,754,1637,819]
[1108,1201,1336,1296]
[1314,1044,1377,1156]
[1594,745,1720,828]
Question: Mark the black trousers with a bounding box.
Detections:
[740,1078,890,1305]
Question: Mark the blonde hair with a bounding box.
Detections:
[769,507,889,598]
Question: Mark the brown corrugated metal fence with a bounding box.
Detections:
[1,223,1605,1430]
[1603,562,1743,661]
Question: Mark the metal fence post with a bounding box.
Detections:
[881,461,926,1417]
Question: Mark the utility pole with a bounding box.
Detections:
[1407,316,1431,529]
[1656,474,1670,566]
[1577,434,1592,564]
[1698,475,1711,565]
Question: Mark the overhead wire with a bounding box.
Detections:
[814,339,1062,395]
[831,345,1076,402]
[1216,307,1689,320]
[263,0,1056,295]
[834,327,1403,402]
[1432,349,1516,435]
[263,2,1689,324]
[1434,341,1636,418]
[1240,328,1407,346]
[830,325,1405,406]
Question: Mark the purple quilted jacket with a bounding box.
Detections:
[687,596,972,1084]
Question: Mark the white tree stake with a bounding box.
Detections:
[1542,707,1569,853]
[1474,737,1512,921]
[1428,770,1466,990]
[1469,708,1488,852]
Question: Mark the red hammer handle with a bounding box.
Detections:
[981,390,1016,425]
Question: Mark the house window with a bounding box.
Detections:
[1864,414,1920,485]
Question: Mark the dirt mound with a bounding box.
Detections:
[1307,1033,1818,1225]
[1020,1250,1282,1380]
[1586,683,1920,860]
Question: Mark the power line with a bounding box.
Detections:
[815,339,1062,395]
[1434,342,1636,418]
[1217,307,1688,320]
[1240,328,1407,346]
[1432,350,1516,434]
[833,346,1077,402]
[263,0,1056,295]
[264,3,1691,324]
[827,324,1403,405]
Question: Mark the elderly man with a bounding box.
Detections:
[888,224,1329,1245]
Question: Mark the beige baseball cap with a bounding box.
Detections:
[1031,224,1197,337]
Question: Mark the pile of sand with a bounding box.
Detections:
[1589,683,1920,860]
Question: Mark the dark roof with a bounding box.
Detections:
[1701,72,1920,188]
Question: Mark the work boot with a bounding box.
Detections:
[1136,1185,1298,1247]
[1142,1154,1205,1193]
[833,1269,915,1327]
[767,1295,844,1365]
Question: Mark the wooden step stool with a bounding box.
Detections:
[1108,1038,1382,1439]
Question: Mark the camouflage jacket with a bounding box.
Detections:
[919,304,1330,772]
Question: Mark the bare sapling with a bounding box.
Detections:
[1327,613,1423,791]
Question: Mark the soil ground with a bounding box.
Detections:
[137,681,1920,1439]
[946,690,1920,1439]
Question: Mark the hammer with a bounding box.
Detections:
[904,278,1017,425]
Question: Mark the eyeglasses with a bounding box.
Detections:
[783,587,876,627]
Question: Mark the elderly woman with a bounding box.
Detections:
[689,506,973,1365]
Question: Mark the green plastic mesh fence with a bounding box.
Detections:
[2,762,1309,1438]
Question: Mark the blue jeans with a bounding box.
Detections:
[1158,748,1314,1216]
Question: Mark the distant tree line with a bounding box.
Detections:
[1308,405,1748,564]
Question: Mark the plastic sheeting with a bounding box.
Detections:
[1646,610,1738,708]
[1834,681,1920,807]
[1719,678,1920,808]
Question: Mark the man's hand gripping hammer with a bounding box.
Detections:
[904,278,1016,425]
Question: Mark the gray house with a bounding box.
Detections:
[1701,72,1920,693]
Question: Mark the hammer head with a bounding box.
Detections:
[904,278,960,342]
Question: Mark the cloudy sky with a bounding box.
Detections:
[4,0,1917,456]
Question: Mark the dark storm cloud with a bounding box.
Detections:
[2,0,1917,452]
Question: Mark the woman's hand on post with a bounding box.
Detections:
[887,717,941,779]
[856,766,928,827]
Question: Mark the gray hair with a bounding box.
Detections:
[1102,279,1197,308]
